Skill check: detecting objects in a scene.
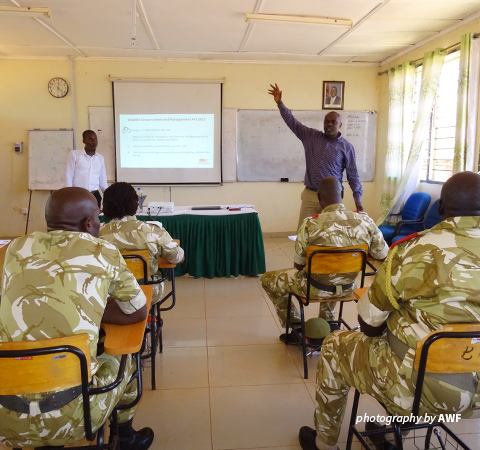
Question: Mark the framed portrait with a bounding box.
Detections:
[323,81,344,110]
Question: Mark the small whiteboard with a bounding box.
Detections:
[237,110,376,182]
[28,129,74,190]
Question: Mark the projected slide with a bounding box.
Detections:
[120,114,214,169]
[113,80,222,184]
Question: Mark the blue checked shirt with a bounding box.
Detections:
[278,103,363,203]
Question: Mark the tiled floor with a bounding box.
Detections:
[2,237,479,449]
[135,237,480,450]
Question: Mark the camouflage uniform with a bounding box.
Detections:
[261,204,388,326]
[100,215,184,304]
[314,216,480,447]
[0,231,146,448]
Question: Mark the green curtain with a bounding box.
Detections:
[378,49,445,225]
[378,61,415,223]
[453,33,474,173]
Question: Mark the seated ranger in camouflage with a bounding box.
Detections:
[261,177,388,343]
[0,187,154,450]
[299,171,480,450]
[100,182,184,305]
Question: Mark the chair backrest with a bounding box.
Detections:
[411,323,480,416]
[414,323,480,374]
[121,249,150,284]
[305,245,368,299]
[306,244,368,274]
[402,192,431,221]
[423,199,443,230]
[0,333,91,396]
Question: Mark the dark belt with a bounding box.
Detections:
[305,186,317,192]
[0,385,82,414]
[309,279,353,293]
[387,330,478,393]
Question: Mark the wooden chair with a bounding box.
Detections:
[346,324,480,450]
[0,333,129,449]
[121,249,172,390]
[286,244,377,379]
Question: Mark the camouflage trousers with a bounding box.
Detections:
[261,269,351,327]
[0,353,139,448]
[314,330,480,447]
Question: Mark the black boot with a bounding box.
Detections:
[118,418,154,450]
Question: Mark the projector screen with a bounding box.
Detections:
[112,80,222,185]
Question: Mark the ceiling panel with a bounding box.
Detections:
[355,19,459,33]
[144,0,256,52]
[374,1,480,20]
[243,22,348,55]
[342,31,436,47]
[0,0,478,63]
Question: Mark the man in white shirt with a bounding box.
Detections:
[65,130,108,207]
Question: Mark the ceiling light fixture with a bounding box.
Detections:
[0,6,51,18]
[244,13,351,27]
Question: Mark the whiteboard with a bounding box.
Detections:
[236,110,376,182]
[28,129,74,190]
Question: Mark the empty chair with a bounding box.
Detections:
[391,199,443,244]
[379,192,431,244]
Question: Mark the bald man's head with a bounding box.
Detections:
[45,187,101,236]
[439,171,480,219]
[317,177,343,209]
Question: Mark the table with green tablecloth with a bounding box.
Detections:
[104,207,266,279]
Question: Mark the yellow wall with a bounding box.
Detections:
[1,18,479,237]
[0,60,378,236]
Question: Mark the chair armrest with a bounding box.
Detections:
[394,219,424,234]
[102,285,152,355]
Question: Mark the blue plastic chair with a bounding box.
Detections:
[379,192,431,244]
[391,199,442,244]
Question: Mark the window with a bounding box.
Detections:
[417,51,460,182]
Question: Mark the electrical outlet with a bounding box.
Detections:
[22,208,29,214]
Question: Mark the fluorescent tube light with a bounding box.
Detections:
[244,13,351,27]
[0,6,51,18]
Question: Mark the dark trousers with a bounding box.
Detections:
[91,190,102,208]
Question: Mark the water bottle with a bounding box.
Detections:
[137,187,145,210]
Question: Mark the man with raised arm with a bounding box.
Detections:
[269,83,363,228]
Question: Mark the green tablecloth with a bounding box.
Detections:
[109,212,266,279]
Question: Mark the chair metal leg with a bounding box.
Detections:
[299,302,308,379]
[346,390,360,450]
[150,305,157,390]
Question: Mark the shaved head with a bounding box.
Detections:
[317,176,343,208]
[439,171,480,219]
[45,187,101,236]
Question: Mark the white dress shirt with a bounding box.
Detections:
[65,149,108,192]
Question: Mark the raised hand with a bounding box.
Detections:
[268,83,282,104]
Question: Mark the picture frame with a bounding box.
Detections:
[323,81,344,110]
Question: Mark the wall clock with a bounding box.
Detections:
[48,77,69,98]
